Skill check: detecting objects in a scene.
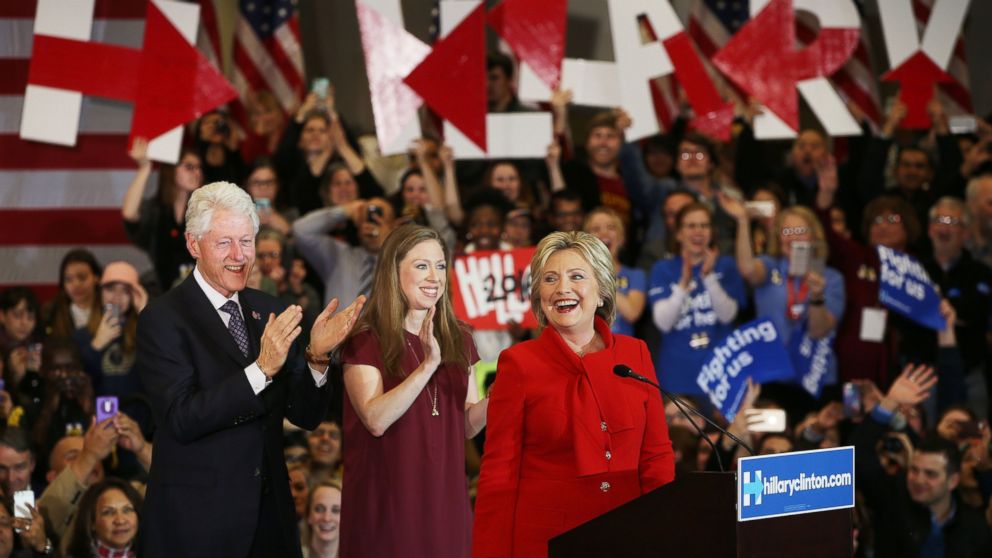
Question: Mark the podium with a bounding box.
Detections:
[549,472,852,557]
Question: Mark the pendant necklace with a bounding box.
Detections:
[406,337,439,417]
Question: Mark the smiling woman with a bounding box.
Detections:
[65,477,143,558]
[338,224,486,558]
[473,231,674,557]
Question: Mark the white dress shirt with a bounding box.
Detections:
[192,267,327,395]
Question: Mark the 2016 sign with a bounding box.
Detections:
[452,247,538,330]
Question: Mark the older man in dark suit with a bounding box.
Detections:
[137,181,364,557]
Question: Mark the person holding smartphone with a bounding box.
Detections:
[723,196,845,407]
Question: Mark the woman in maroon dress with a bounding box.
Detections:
[339,224,487,557]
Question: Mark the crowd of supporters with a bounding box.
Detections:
[3,53,992,556]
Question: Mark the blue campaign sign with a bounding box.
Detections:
[877,246,945,331]
[738,446,855,522]
[696,318,796,422]
[788,324,835,399]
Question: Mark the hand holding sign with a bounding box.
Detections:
[877,246,945,331]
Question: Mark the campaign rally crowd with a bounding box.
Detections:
[2,52,992,556]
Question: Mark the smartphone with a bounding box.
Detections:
[26,343,42,371]
[104,303,120,321]
[96,396,119,424]
[788,241,811,277]
[312,77,330,100]
[948,115,978,135]
[13,490,33,519]
[842,382,861,417]
[367,204,384,222]
[744,408,787,433]
[745,200,776,219]
[255,198,272,214]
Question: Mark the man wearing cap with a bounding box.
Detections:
[136,182,364,557]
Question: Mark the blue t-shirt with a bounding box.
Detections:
[612,265,646,337]
[648,255,747,394]
[753,256,846,384]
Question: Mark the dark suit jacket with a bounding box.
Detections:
[137,275,330,557]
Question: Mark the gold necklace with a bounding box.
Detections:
[406,337,439,417]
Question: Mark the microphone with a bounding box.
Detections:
[613,364,755,472]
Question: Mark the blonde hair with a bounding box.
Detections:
[347,224,467,378]
[582,206,626,248]
[767,205,829,260]
[529,231,616,330]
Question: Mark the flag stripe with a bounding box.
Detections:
[261,35,304,99]
[0,245,152,284]
[233,20,296,109]
[0,96,133,134]
[0,0,147,19]
[0,208,129,245]
[0,170,142,208]
[0,58,30,95]
[0,134,131,169]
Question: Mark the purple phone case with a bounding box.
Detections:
[96,396,119,423]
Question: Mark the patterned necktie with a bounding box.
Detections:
[357,254,376,297]
[220,300,250,357]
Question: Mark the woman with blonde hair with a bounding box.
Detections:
[339,224,487,557]
[583,207,646,335]
[721,195,845,394]
[301,479,342,558]
[473,231,674,557]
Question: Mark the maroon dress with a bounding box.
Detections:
[339,328,479,558]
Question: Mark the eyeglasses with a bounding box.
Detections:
[248,178,277,188]
[680,151,706,161]
[931,215,962,226]
[180,163,202,172]
[781,226,809,236]
[256,251,281,260]
[872,214,903,225]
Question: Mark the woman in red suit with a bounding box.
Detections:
[473,231,675,557]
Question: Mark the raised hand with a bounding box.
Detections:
[91,310,122,351]
[129,137,150,167]
[419,306,442,372]
[310,295,367,355]
[700,247,719,277]
[257,305,304,377]
[716,191,748,223]
[885,364,936,407]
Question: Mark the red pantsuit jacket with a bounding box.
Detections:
[473,317,675,557]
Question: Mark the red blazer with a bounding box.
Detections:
[472,318,675,557]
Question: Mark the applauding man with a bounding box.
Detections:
[137,182,365,557]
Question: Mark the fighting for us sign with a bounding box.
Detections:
[737,446,855,522]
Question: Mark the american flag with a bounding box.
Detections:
[914,0,972,116]
[688,0,882,125]
[0,0,153,300]
[214,0,305,129]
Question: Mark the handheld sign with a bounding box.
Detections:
[877,246,945,331]
[696,318,796,422]
[738,446,855,521]
[451,247,537,330]
[788,324,835,398]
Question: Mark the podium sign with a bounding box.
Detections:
[737,446,855,522]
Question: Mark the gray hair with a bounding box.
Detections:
[185,181,259,239]
[529,231,616,330]
[929,196,970,227]
[965,173,992,206]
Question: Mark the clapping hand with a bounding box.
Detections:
[309,296,367,356]
[419,306,442,372]
[257,306,304,377]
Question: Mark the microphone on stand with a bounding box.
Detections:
[612,364,755,472]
